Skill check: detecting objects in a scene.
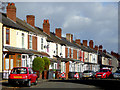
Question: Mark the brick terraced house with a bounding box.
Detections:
[0,3,119,79]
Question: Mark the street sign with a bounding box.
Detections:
[74,73,79,78]
[60,72,66,78]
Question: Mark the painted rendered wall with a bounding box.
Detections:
[0,23,3,72]
[16,30,28,49]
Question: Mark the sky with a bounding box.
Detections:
[13,2,118,53]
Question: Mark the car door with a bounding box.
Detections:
[30,68,36,82]
[28,68,34,83]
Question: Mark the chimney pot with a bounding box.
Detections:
[8,3,10,6]
[11,3,15,5]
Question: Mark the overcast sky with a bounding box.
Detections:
[14,2,118,53]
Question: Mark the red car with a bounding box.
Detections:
[95,69,112,79]
[8,67,38,87]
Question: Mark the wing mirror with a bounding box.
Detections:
[33,72,37,74]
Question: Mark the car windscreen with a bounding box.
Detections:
[99,69,109,72]
[83,71,93,73]
[11,68,27,74]
[115,70,120,73]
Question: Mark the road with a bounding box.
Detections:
[1,79,120,89]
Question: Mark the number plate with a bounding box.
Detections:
[14,76,22,78]
[97,75,101,76]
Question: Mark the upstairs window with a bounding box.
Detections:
[56,44,58,55]
[29,35,32,49]
[41,38,43,50]
[22,33,24,48]
[71,49,73,58]
[6,28,10,44]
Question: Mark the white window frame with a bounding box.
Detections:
[71,49,73,58]
[22,33,24,48]
[41,38,43,50]
[29,35,32,49]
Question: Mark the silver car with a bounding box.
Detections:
[82,70,95,79]
[113,70,120,79]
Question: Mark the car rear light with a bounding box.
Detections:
[25,76,28,79]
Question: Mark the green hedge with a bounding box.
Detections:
[32,57,45,73]
[42,57,50,70]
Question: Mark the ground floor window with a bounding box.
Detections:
[10,59,13,69]
[5,59,9,70]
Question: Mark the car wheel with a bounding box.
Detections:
[34,78,38,85]
[27,80,31,87]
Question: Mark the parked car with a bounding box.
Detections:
[113,70,120,79]
[82,70,95,79]
[8,67,38,87]
[95,69,112,79]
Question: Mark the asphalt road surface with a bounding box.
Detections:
[1,79,120,89]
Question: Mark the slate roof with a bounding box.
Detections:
[4,46,50,57]
[61,37,80,49]
[36,27,66,45]
[2,13,28,32]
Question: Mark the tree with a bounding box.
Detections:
[32,57,45,73]
[42,57,50,70]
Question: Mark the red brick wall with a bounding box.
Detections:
[73,49,77,59]
[43,20,50,35]
[83,52,85,62]
[80,50,82,61]
[65,47,68,58]
[55,28,61,39]
[7,3,16,22]
[32,36,37,50]
[65,61,69,79]
[26,15,35,27]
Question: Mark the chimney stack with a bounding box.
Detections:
[103,49,106,53]
[55,28,62,39]
[43,19,50,35]
[7,3,16,22]
[89,40,94,49]
[94,45,98,51]
[26,15,35,27]
[83,40,87,47]
[75,39,81,45]
[99,45,103,52]
[66,33,73,42]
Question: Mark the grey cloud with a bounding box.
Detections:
[15,2,118,53]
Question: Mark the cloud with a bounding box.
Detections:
[15,2,118,52]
